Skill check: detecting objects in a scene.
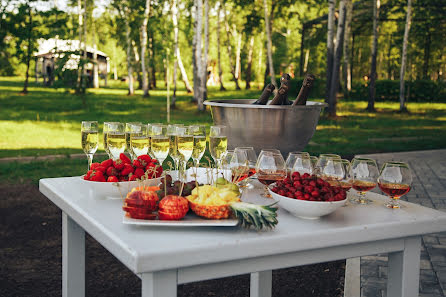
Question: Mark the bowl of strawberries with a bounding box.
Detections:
[268,172,347,219]
[81,153,163,199]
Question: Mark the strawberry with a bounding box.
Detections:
[107,176,119,182]
[121,164,134,176]
[129,174,138,181]
[90,171,106,182]
[90,163,101,170]
[134,168,145,178]
[154,165,163,177]
[95,166,107,173]
[113,159,125,170]
[101,159,113,168]
[119,175,129,182]
[84,169,94,180]
[119,153,131,164]
[137,154,152,164]
[106,166,119,177]
[133,159,144,169]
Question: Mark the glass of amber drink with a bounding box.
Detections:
[378,161,412,209]
[350,157,379,204]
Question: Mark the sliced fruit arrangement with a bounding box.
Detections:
[123,186,160,220]
[83,153,162,182]
[271,172,347,202]
[158,195,189,220]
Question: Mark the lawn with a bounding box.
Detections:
[1,76,445,159]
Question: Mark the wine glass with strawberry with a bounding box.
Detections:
[378,162,412,209]
[350,157,379,204]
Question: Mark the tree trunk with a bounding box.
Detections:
[223,3,241,90]
[326,0,335,103]
[149,32,156,89]
[299,25,305,77]
[141,0,150,97]
[83,0,87,77]
[76,0,82,90]
[121,5,134,95]
[92,18,99,89]
[343,0,352,95]
[367,0,379,112]
[350,33,354,85]
[193,0,203,104]
[177,48,193,93]
[234,26,241,80]
[422,30,430,79]
[171,0,179,107]
[399,0,412,112]
[263,0,276,88]
[327,0,346,117]
[245,36,254,89]
[216,2,225,91]
[200,0,209,109]
[22,6,32,94]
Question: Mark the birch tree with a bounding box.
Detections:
[192,0,203,105]
[245,36,254,89]
[367,0,380,112]
[172,0,179,107]
[399,0,413,112]
[327,0,346,117]
[342,0,352,95]
[201,0,209,108]
[140,0,150,97]
[223,3,241,90]
[92,15,99,88]
[216,2,225,90]
[117,2,134,95]
[76,0,82,90]
[326,0,335,102]
[263,0,276,88]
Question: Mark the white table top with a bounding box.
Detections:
[39,175,446,274]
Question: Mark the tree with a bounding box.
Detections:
[223,3,241,90]
[327,0,347,117]
[201,0,209,107]
[116,1,134,95]
[367,0,380,112]
[342,0,352,95]
[399,0,412,112]
[216,2,226,91]
[192,0,203,107]
[140,0,151,97]
[326,0,335,102]
[171,0,179,107]
[263,0,276,88]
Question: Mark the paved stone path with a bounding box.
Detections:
[357,150,446,297]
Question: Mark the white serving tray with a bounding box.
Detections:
[123,213,239,227]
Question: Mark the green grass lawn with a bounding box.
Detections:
[1,76,445,159]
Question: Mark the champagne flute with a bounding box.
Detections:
[81,121,98,171]
[125,122,142,160]
[234,147,257,188]
[209,125,228,173]
[130,124,149,158]
[150,124,168,168]
[256,152,287,198]
[350,157,379,204]
[321,157,345,186]
[287,152,312,178]
[147,123,162,158]
[106,122,125,160]
[176,126,194,180]
[229,149,250,184]
[378,162,412,209]
[167,124,184,171]
[103,122,120,159]
[314,154,341,177]
[190,125,207,168]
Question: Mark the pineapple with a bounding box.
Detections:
[230,202,278,230]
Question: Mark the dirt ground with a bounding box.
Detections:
[0,182,345,297]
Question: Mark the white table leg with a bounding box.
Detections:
[250,270,272,297]
[387,236,421,297]
[62,212,85,297]
[141,270,177,297]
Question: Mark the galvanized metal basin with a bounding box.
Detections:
[204,99,327,156]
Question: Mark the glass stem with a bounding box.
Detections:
[87,154,93,171]
[358,191,366,204]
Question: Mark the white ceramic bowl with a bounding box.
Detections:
[268,184,346,219]
[80,176,162,199]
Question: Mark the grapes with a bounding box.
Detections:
[158,174,199,198]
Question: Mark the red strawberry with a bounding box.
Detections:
[119,176,129,182]
[113,159,125,170]
[129,174,138,181]
[95,166,107,173]
[101,159,113,168]
[134,168,145,178]
[90,163,101,170]
[137,155,152,164]
[84,169,94,180]
[121,164,134,176]
[90,171,106,182]
[119,153,131,164]
[107,176,119,182]
[106,166,119,177]
[133,159,144,169]
[154,165,163,177]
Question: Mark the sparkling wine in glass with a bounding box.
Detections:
[256,151,286,198]
[125,122,142,160]
[378,161,412,209]
[150,124,168,168]
[176,126,194,180]
[103,122,120,158]
[350,157,379,204]
[209,125,228,172]
[107,122,125,160]
[81,121,98,171]
[167,124,184,171]
[190,125,206,168]
[130,124,149,158]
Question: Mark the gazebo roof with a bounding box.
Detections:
[35,38,108,58]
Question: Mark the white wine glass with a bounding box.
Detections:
[350,157,379,204]
[125,122,142,160]
[106,122,125,160]
[150,124,168,168]
[103,122,120,159]
[378,161,412,209]
[81,121,98,171]
[209,125,228,173]
[190,125,206,169]
[167,124,184,171]
[147,122,162,159]
[130,124,149,158]
[176,126,194,181]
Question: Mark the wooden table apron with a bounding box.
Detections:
[39,177,446,297]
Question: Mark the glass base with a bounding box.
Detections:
[385,197,402,209]
[349,197,372,205]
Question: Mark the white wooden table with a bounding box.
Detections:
[39,176,446,297]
